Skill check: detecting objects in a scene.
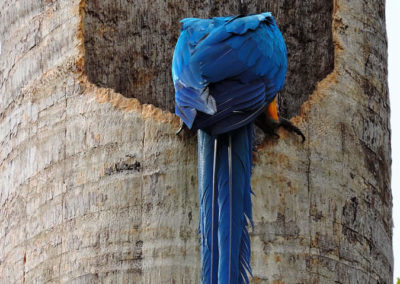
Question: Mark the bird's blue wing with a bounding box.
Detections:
[172,13,287,131]
[189,14,286,134]
[191,13,286,98]
[172,18,223,128]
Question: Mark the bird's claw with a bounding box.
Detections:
[278,118,305,142]
[255,114,305,142]
[176,120,185,135]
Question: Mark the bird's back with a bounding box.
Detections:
[172,12,287,136]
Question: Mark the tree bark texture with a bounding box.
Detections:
[83,0,334,118]
[0,0,392,283]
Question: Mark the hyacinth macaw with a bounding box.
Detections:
[172,12,304,283]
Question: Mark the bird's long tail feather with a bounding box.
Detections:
[198,124,254,284]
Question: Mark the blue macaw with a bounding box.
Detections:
[172,12,304,283]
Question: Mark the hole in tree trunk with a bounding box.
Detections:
[83,0,334,118]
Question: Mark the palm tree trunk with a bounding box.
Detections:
[0,0,392,283]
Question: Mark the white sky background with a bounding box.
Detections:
[387,0,399,281]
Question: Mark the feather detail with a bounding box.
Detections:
[198,131,219,283]
[174,12,287,284]
[198,124,253,283]
[172,13,287,131]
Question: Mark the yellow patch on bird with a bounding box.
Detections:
[266,97,279,121]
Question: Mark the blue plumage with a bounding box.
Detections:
[172,12,287,133]
[172,12,287,283]
[198,125,253,283]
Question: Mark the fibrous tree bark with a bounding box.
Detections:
[0,0,392,283]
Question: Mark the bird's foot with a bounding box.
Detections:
[278,117,305,142]
[175,120,186,135]
[256,115,305,142]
